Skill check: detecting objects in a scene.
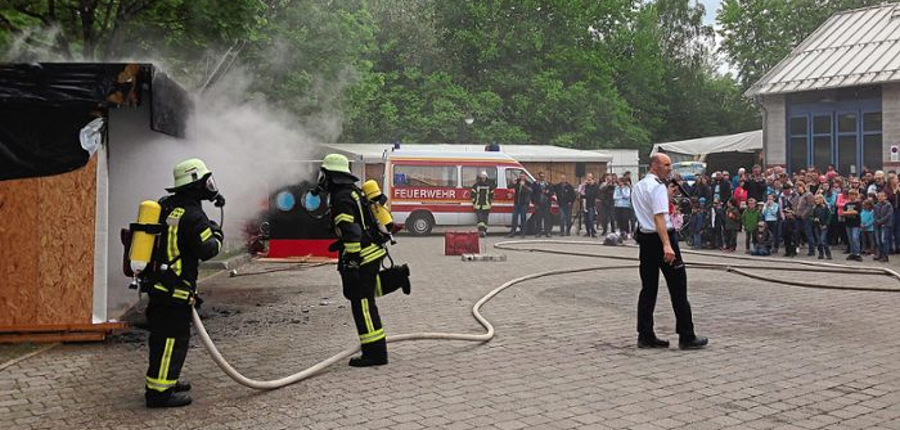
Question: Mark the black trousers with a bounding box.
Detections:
[599,204,615,234]
[475,209,490,233]
[145,298,191,393]
[782,218,798,255]
[341,262,404,357]
[614,207,633,234]
[636,230,695,339]
[533,203,551,234]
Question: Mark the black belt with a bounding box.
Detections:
[638,229,676,235]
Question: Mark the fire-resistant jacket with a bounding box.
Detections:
[471,180,495,210]
[330,185,387,267]
[150,193,222,303]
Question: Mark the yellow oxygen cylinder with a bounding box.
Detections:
[129,200,162,275]
[362,180,394,235]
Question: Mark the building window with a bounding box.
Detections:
[863,112,883,172]
[812,115,832,172]
[789,116,809,173]
[837,112,858,175]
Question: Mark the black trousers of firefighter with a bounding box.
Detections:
[340,260,405,360]
[145,296,191,394]
[475,209,490,234]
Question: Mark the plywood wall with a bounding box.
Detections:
[0,156,97,327]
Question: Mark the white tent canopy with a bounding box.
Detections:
[650,130,762,161]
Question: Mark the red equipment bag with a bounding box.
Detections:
[444,231,479,255]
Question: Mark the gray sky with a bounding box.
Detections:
[697,0,735,76]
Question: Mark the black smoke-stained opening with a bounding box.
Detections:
[0,63,192,181]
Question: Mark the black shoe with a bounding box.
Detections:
[808,251,815,256]
[818,254,824,260]
[505,232,515,238]
[146,390,192,408]
[678,336,709,350]
[637,336,670,349]
[173,380,191,393]
[349,355,388,367]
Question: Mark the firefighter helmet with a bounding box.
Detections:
[170,158,213,190]
[321,154,352,175]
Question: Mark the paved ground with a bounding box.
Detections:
[3,234,900,430]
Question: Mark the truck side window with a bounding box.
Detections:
[462,166,498,186]
[504,168,531,187]
[393,164,458,187]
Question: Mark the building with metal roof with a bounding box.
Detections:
[747,2,900,174]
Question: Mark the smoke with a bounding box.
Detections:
[3,25,65,62]
[112,67,335,242]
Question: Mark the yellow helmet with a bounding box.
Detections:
[169,158,213,191]
[321,154,352,175]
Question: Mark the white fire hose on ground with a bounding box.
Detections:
[192,239,900,390]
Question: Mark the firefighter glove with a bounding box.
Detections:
[342,251,361,270]
[209,220,224,241]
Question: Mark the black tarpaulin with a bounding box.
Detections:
[0,63,191,181]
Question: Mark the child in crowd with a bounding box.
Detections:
[671,205,684,232]
[741,198,760,254]
[752,221,773,256]
[724,199,741,252]
[861,199,876,256]
[874,191,894,262]
[811,194,832,259]
[709,198,725,250]
[842,189,862,261]
[763,194,780,253]
[690,201,706,250]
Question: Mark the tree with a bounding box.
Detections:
[0,0,262,67]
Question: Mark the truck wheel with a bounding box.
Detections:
[406,212,434,236]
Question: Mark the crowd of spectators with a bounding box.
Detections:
[510,163,900,264]
[586,163,900,262]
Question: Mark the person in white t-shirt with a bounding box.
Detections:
[632,153,708,350]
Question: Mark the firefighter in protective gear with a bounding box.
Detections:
[471,171,495,237]
[321,153,408,367]
[143,158,224,408]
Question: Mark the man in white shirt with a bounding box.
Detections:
[632,153,708,350]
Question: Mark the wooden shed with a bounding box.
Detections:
[0,63,190,342]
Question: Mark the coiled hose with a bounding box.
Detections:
[192,239,900,390]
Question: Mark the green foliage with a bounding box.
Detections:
[0,0,262,70]
[0,0,771,155]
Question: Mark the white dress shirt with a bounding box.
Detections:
[632,173,672,233]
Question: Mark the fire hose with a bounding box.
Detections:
[191,239,900,391]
